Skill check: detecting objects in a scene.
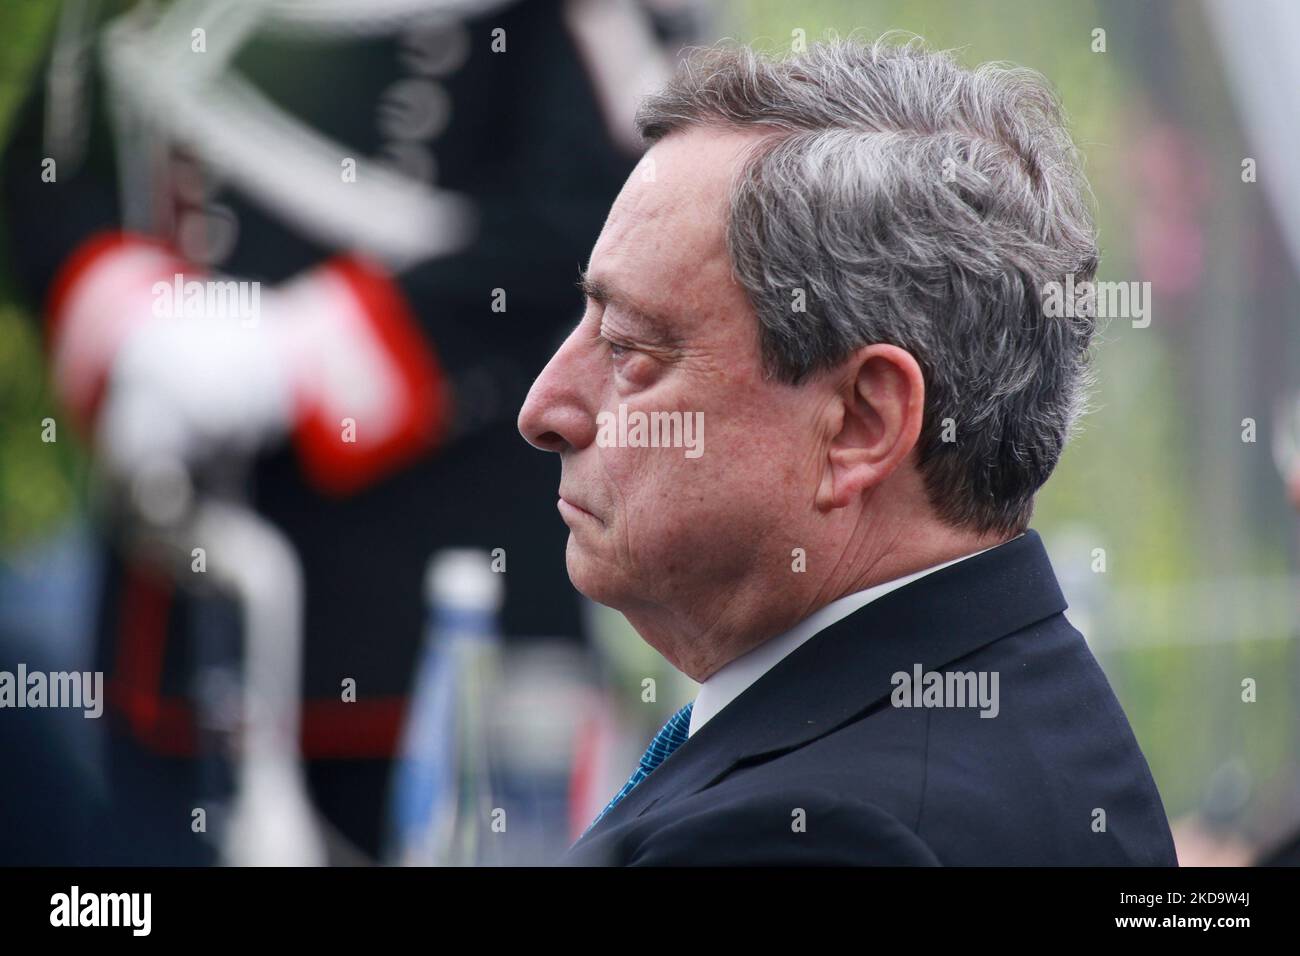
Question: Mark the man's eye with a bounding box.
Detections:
[601,335,632,360]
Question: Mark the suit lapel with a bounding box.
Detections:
[575,529,1068,844]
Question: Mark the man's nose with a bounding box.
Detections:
[518,333,596,453]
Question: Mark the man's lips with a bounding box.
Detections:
[558,495,601,524]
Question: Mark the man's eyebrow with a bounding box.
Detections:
[576,269,678,344]
[576,270,611,306]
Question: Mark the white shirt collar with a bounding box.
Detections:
[687,540,1010,737]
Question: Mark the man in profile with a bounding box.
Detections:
[518,37,1177,865]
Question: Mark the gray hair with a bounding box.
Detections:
[636,35,1099,535]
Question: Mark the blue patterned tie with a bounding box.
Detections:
[583,701,694,836]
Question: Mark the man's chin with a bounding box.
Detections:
[564,540,622,607]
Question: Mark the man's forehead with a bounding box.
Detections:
[608,128,758,227]
[585,128,765,324]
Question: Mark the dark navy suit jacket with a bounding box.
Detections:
[561,530,1177,866]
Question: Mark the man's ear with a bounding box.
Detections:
[815,344,925,511]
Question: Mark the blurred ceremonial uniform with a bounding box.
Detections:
[2,0,697,862]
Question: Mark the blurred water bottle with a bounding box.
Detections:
[387,549,504,866]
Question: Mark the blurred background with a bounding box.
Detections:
[0,0,1297,866]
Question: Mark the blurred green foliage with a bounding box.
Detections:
[0,0,79,550]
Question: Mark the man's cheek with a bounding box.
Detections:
[596,443,639,495]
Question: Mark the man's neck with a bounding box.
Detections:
[687,537,1012,737]
[624,519,1014,683]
